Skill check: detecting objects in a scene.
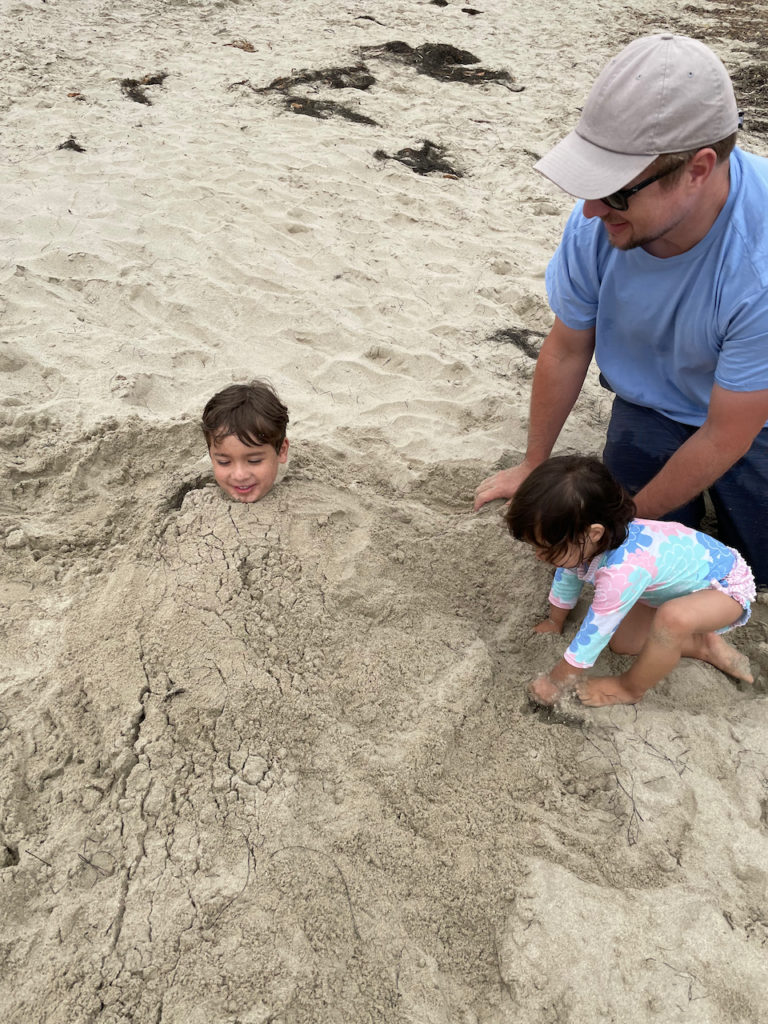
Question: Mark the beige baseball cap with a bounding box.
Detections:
[534,34,740,199]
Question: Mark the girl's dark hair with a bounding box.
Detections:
[201,379,289,452]
[504,455,635,563]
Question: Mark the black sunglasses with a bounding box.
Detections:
[600,164,680,211]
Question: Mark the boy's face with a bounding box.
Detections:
[208,434,288,503]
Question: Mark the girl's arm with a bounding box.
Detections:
[547,657,587,685]
[533,603,569,634]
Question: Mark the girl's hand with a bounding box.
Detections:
[528,659,585,706]
[528,673,567,705]
[533,617,563,635]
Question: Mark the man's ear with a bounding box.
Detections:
[688,147,718,187]
[588,523,605,544]
[278,438,289,463]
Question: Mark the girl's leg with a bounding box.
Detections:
[578,590,751,707]
[608,601,657,654]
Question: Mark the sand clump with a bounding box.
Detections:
[3,421,768,1022]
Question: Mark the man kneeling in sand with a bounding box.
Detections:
[474,34,768,589]
[202,379,289,503]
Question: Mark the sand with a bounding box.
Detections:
[2,0,768,1021]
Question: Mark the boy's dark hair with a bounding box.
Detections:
[504,455,636,563]
[201,379,289,452]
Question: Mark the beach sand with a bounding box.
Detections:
[2,1,768,1021]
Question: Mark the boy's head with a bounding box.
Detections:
[202,380,289,503]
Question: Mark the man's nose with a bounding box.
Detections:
[582,198,611,219]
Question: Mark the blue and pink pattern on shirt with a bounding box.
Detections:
[550,519,754,669]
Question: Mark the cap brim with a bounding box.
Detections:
[533,130,657,200]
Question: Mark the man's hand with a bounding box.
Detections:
[473,463,532,511]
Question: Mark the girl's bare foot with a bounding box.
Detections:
[577,634,753,708]
[694,633,753,683]
[576,676,647,707]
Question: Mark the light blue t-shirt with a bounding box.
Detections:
[546,148,768,426]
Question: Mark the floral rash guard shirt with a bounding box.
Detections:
[550,519,741,669]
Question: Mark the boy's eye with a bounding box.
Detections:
[248,459,263,465]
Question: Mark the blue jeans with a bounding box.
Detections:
[602,395,768,587]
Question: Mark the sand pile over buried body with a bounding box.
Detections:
[2,418,768,1023]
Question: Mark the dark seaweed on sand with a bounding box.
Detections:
[488,327,545,359]
[120,72,169,105]
[285,96,379,126]
[730,63,768,134]
[655,3,768,136]
[261,65,375,93]
[374,140,461,176]
[362,41,520,87]
[57,136,86,152]
[232,66,378,125]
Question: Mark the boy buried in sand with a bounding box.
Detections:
[505,456,755,707]
[202,380,289,503]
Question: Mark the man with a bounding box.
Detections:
[474,33,768,586]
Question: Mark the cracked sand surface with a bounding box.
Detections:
[3,425,768,1022]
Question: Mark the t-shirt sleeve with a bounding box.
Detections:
[545,205,602,331]
[549,566,584,609]
[563,562,653,669]
[715,286,768,393]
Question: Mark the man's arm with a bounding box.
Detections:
[634,383,768,519]
[474,317,595,510]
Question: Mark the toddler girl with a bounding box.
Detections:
[506,455,755,706]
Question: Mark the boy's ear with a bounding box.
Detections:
[278,438,289,463]
[588,523,605,544]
